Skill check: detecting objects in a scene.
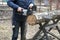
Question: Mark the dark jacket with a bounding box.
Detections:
[7,0,34,9]
[7,0,34,25]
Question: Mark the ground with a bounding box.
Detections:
[0,19,60,40]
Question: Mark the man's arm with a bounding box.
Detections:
[7,0,23,12]
[7,0,19,10]
[30,0,34,4]
[29,0,34,8]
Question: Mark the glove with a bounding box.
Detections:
[29,3,34,9]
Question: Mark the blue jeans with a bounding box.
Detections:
[12,16,27,40]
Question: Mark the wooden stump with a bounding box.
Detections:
[27,15,37,25]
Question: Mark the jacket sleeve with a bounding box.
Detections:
[7,0,19,10]
[30,0,34,4]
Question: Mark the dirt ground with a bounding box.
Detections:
[0,20,60,40]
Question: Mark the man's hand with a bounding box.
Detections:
[17,7,23,12]
[29,3,34,9]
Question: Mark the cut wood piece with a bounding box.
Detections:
[27,15,37,25]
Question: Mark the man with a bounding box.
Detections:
[7,0,34,40]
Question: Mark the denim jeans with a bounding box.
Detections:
[12,16,27,40]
